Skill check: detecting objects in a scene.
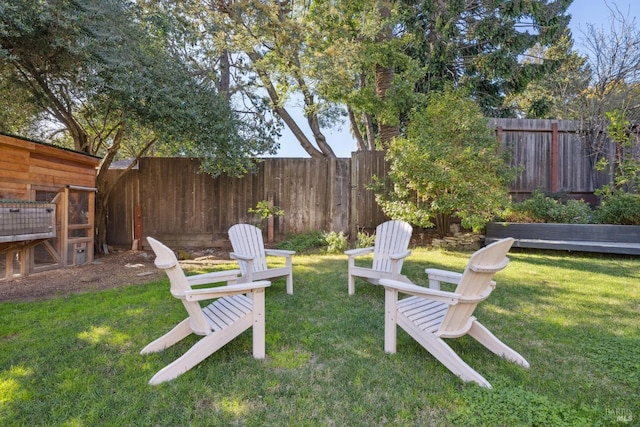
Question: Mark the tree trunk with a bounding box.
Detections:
[435,213,451,238]
[375,2,399,148]
[364,112,376,150]
[348,107,367,151]
[218,50,231,101]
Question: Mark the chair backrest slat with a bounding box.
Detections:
[372,220,413,272]
[229,224,268,274]
[147,237,212,335]
[439,238,514,334]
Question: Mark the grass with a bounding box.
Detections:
[1,247,639,426]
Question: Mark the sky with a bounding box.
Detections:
[270,0,640,159]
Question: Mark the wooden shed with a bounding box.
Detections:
[0,133,100,280]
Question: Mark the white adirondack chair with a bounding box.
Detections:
[228,224,295,294]
[141,237,271,385]
[345,220,413,295]
[380,237,529,388]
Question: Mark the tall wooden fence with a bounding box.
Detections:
[106,119,613,248]
[107,157,352,248]
[491,118,612,202]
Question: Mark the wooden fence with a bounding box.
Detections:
[105,119,613,248]
[491,118,612,203]
[107,157,352,248]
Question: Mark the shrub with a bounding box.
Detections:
[248,200,284,228]
[511,190,558,222]
[372,87,513,236]
[356,231,376,248]
[550,199,593,223]
[500,190,593,224]
[324,231,348,254]
[594,191,640,225]
[276,230,326,252]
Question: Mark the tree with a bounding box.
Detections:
[0,0,276,251]
[372,88,513,236]
[403,0,572,117]
[305,0,572,150]
[189,0,341,159]
[572,3,640,192]
[306,0,420,149]
[503,32,591,119]
[166,0,571,157]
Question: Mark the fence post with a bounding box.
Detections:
[349,152,358,239]
[551,122,559,193]
[267,192,275,243]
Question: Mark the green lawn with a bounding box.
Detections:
[1,248,638,426]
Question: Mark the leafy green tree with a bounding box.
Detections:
[403,0,572,117]
[190,0,341,158]
[372,88,513,236]
[503,32,591,119]
[306,0,420,149]
[0,0,276,251]
[153,0,571,157]
[305,0,572,150]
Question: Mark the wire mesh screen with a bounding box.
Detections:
[0,200,56,243]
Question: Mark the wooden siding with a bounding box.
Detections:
[105,168,140,246]
[0,133,99,199]
[350,151,389,237]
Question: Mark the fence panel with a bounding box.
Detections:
[350,151,389,236]
[492,118,610,202]
[107,157,351,248]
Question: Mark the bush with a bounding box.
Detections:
[550,199,593,223]
[595,191,640,225]
[324,231,348,254]
[276,230,326,252]
[511,190,559,222]
[372,87,513,236]
[356,231,376,248]
[500,190,593,224]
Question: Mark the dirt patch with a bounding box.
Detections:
[0,247,235,303]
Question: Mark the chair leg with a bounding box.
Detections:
[468,321,530,368]
[384,288,398,353]
[140,318,193,354]
[252,289,266,358]
[347,257,356,295]
[285,272,293,295]
[399,316,493,388]
[148,320,251,385]
[348,273,356,295]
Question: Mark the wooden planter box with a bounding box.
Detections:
[485,222,640,255]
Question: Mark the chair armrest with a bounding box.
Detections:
[380,278,459,305]
[184,280,271,301]
[186,270,240,286]
[265,249,295,257]
[230,252,254,262]
[389,250,411,261]
[425,268,463,285]
[344,247,374,257]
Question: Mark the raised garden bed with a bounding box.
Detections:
[485,222,640,255]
